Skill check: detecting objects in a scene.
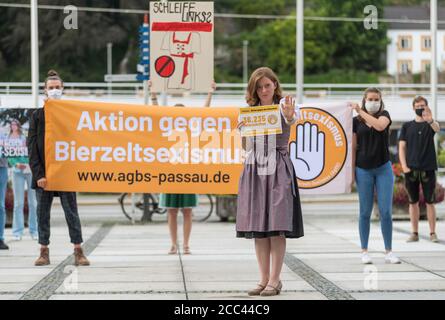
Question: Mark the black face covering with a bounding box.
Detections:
[415,108,425,117]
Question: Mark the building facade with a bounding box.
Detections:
[385,6,445,76]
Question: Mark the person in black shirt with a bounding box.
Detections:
[399,96,440,243]
[350,87,400,265]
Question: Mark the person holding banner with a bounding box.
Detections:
[27,70,90,267]
[149,81,216,255]
[0,157,8,250]
[236,67,304,297]
[8,119,38,241]
[350,88,400,265]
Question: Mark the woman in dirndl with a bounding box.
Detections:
[236,67,304,297]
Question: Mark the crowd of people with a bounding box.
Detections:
[0,67,441,297]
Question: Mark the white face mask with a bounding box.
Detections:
[47,89,63,100]
[365,101,381,113]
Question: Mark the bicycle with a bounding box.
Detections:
[118,193,214,223]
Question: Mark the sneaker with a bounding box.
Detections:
[385,252,401,264]
[361,252,373,264]
[430,233,439,243]
[406,233,419,242]
[12,235,22,241]
[30,234,39,241]
[0,241,9,250]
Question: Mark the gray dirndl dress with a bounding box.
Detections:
[236,105,304,239]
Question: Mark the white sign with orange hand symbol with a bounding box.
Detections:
[290,103,353,194]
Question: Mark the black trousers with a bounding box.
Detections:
[36,190,83,246]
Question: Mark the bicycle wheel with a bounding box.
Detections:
[193,194,214,222]
[119,193,144,222]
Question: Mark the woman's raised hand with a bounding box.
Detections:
[281,95,296,121]
[348,102,361,113]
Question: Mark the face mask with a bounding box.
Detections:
[415,108,425,117]
[47,89,63,100]
[365,101,381,113]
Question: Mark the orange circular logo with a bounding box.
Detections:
[267,114,278,125]
[289,108,348,189]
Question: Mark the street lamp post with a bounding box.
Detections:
[296,0,304,104]
[243,40,249,84]
[431,0,438,121]
[31,0,39,107]
[243,40,249,85]
[107,42,113,97]
[431,0,439,152]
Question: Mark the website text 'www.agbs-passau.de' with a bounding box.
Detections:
[77,171,231,186]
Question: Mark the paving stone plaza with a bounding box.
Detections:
[1,195,444,301]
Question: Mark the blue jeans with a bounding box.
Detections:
[0,167,8,241]
[355,161,394,251]
[12,170,37,237]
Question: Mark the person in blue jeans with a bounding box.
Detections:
[0,158,9,250]
[8,119,38,241]
[350,87,400,265]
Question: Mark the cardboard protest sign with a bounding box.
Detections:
[150,1,214,93]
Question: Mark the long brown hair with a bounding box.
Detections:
[358,87,385,122]
[246,67,283,106]
[9,119,23,136]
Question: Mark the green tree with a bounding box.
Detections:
[220,0,389,82]
[308,0,389,72]
[0,0,145,82]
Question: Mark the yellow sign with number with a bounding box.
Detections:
[238,105,283,137]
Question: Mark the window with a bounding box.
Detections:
[421,60,431,73]
[398,60,412,74]
[398,35,412,51]
[421,36,431,51]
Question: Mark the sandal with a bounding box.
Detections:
[247,284,266,296]
[183,246,191,255]
[168,245,178,255]
[260,281,282,297]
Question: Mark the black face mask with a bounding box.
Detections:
[415,108,425,117]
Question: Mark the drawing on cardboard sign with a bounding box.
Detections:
[150,2,214,93]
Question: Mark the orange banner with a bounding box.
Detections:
[44,100,243,194]
[44,100,352,195]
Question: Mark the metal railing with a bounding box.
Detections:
[1,82,445,98]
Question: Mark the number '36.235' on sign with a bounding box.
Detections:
[238,105,283,137]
